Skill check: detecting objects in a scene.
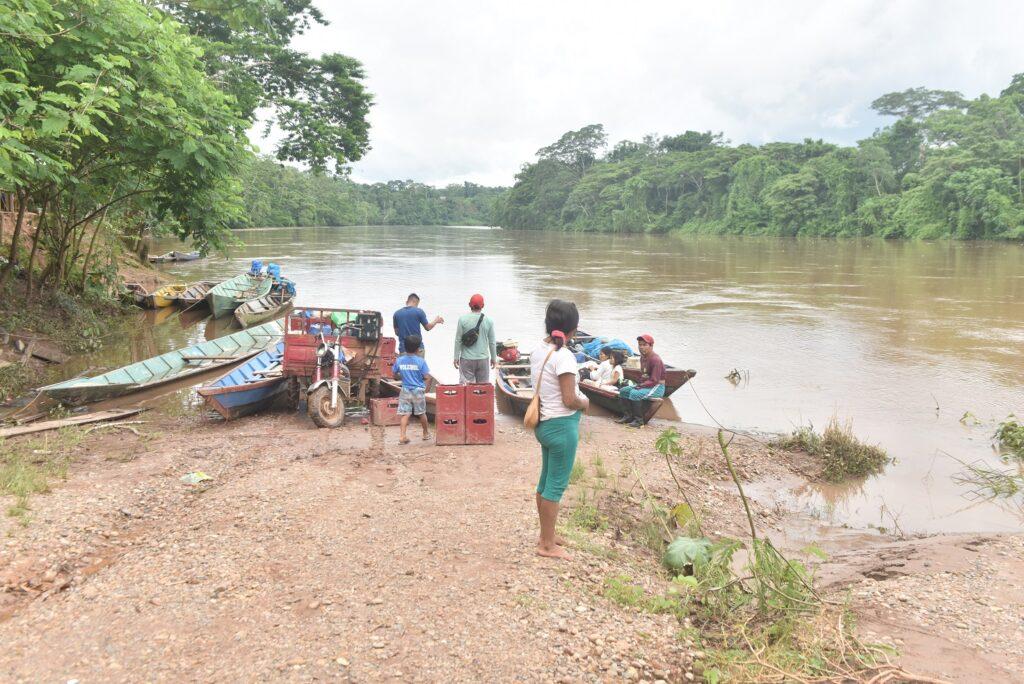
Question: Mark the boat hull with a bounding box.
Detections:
[573,330,694,397]
[198,342,286,420]
[495,363,532,417]
[233,294,294,328]
[39,320,284,405]
[578,383,661,424]
[175,280,218,308]
[207,274,273,318]
[144,284,186,308]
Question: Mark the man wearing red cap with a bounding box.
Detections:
[616,334,665,428]
[453,293,497,383]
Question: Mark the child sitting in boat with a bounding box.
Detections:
[581,347,624,392]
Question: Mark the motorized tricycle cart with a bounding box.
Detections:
[282,308,397,427]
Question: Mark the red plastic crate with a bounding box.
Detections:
[465,413,494,445]
[374,353,398,377]
[465,383,494,414]
[436,385,465,416]
[370,397,400,426]
[435,414,465,445]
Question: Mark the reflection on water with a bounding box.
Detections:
[73,226,1024,533]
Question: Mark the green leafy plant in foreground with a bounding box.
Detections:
[774,417,890,482]
[995,416,1024,459]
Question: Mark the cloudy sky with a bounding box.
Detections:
[268,0,1023,187]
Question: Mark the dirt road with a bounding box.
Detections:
[1,409,1021,682]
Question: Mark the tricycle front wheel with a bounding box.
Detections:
[308,385,346,428]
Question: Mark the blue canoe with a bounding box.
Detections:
[197,342,287,420]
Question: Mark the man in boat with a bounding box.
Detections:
[615,334,665,428]
[393,293,443,355]
[453,293,497,383]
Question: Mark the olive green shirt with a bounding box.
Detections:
[454,312,496,362]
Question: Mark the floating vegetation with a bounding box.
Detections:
[951,458,1024,511]
[995,416,1024,459]
[724,368,750,386]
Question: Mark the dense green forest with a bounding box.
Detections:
[496,78,1024,240]
[237,156,505,228]
[0,0,373,295]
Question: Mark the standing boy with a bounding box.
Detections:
[393,334,432,443]
[393,293,443,354]
[453,293,497,383]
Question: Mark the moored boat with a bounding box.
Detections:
[38,320,284,405]
[197,342,287,420]
[207,273,273,318]
[175,280,219,308]
[144,283,187,308]
[578,381,663,424]
[494,359,532,417]
[149,250,201,263]
[573,330,694,397]
[233,289,294,328]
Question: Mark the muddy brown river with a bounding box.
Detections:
[50,226,1024,534]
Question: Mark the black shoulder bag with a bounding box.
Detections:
[460,314,485,347]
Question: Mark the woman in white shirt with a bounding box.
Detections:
[530,300,589,560]
[582,347,625,391]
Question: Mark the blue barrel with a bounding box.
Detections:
[249,259,263,275]
[266,263,281,279]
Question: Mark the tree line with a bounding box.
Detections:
[495,77,1024,240]
[237,156,505,228]
[0,0,372,295]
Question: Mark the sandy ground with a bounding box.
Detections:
[1,407,1022,682]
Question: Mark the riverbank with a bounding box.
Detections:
[0,407,1020,681]
[0,257,164,403]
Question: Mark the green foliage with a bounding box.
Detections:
[774,418,890,482]
[995,416,1024,459]
[496,75,1024,240]
[236,156,506,228]
[0,428,82,520]
[662,535,712,574]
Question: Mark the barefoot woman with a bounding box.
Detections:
[531,300,589,560]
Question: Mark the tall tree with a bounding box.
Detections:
[871,87,967,120]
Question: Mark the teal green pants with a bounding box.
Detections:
[535,411,582,502]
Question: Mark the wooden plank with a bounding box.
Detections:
[0,408,143,438]
[181,354,245,361]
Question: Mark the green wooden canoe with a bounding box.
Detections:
[233,291,294,328]
[38,320,284,405]
[207,273,273,318]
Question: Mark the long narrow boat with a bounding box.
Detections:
[207,273,273,318]
[578,382,663,424]
[197,342,287,420]
[144,284,187,308]
[123,282,148,307]
[233,290,294,328]
[38,320,284,405]
[494,360,533,417]
[573,330,694,397]
[175,280,219,308]
[149,250,201,263]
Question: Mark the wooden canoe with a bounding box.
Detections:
[175,280,219,308]
[578,382,662,424]
[144,283,187,308]
[207,273,273,318]
[123,282,148,307]
[233,291,294,328]
[573,330,695,397]
[38,320,284,405]
[494,360,532,417]
[149,250,201,263]
[197,342,287,420]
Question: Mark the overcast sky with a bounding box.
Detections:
[264,0,1023,187]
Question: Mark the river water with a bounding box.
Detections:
[76,226,1024,533]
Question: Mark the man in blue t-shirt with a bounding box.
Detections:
[393,293,443,354]
[392,334,432,443]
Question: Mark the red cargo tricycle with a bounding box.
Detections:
[282,308,397,428]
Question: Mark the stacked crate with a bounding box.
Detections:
[464,383,495,445]
[435,385,466,445]
[369,397,401,426]
[434,384,495,445]
[373,337,398,376]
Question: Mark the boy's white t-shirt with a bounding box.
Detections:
[530,342,582,421]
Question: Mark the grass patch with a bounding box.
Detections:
[568,458,585,485]
[565,490,607,532]
[995,416,1024,459]
[0,363,32,403]
[0,428,82,521]
[774,418,889,482]
[591,454,608,479]
[603,574,681,615]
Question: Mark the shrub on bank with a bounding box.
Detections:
[774,418,890,482]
